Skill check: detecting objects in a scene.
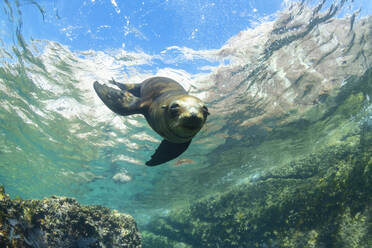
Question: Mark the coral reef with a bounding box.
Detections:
[0,190,141,248]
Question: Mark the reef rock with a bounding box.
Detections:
[0,189,141,248]
[143,130,372,248]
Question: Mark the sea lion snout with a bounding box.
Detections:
[179,111,204,128]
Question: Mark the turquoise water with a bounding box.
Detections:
[0,0,371,233]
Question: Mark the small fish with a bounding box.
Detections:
[173,158,194,166]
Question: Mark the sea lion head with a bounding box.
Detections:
[163,95,209,140]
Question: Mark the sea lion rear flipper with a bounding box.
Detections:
[108,79,141,97]
[146,140,191,166]
[94,81,143,116]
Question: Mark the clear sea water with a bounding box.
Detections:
[0,0,371,234]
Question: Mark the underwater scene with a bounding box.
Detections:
[0,0,372,247]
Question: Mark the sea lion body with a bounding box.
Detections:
[93,77,209,166]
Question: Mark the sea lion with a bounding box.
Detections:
[93,77,209,166]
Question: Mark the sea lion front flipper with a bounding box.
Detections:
[146,140,191,166]
[94,81,143,116]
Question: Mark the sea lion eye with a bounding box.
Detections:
[169,103,180,117]
[202,106,210,115]
[170,103,180,109]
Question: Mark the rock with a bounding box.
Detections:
[0,189,141,248]
[112,172,132,184]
